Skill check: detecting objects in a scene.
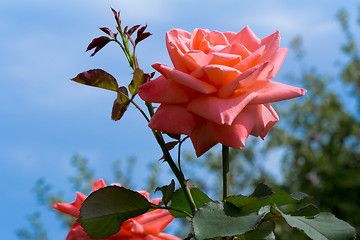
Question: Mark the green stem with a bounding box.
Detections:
[177,136,189,177]
[150,203,193,218]
[152,130,197,214]
[118,91,150,123]
[222,145,230,200]
[145,101,154,117]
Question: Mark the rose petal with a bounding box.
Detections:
[166,29,191,72]
[190,28,210,50]
[150,198,163,205]
[149,104,200,135]
[198,39,212,54]
[206,30,230,46]
[92,179,107,192]
[249,81,307,105]
[223,31,236,41]
[190,120,218,157]
[136,210,175,233]
[228,26,261,52]
[208,104,278,147]
[210,52,241,67]
[166,29,191,53]
[166,42,189,72]
[156,233,183,240]
[137,190,151,200]
[268,48,288,79]
[219,62,273,98]
[208,106,257,148]
[65,222,90,240]
[260,30,280,63]
[183,50,212,71]
[202,64,241,87]
[234,45,265,72]
[139,75,197,104]
[152,63,217,94]
[53,192,87,218]
[219,43,251,58]
[187,92,258,125]
[128,219,145,234]
[250,103,279,139]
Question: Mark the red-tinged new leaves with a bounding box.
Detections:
[127,25,140,36]
[137,25,147,36]
[71,69,119,92]
[112,87,130,121]
[135,32,151,45]
[100,27,117,39]
[86,36,111,56]
[135,25,152,45]
[111,8,121,27]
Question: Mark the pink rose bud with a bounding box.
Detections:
[139,27,306,157]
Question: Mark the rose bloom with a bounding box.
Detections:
[53,179,180,240]
[139,27,306,156]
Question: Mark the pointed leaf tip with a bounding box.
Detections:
[99,27,117,39]
[276,205,356,240]
[135,25,151,45]
[127,25,140,36]
[155,179,175,206]
[86,36,111,56]
[250,183,274,198]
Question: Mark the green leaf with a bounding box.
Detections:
[155,179,175,207]
[240,221,276,240]
[275,205,356,240]
[111,87,130,121]
[169,187,212,218]
[79,186,151,239]
[226,184,310,214]
[71,69,118,92]
[128,68,148,96]
[192,201,270,239]
[250,183,274,198]
[290,204,320,217]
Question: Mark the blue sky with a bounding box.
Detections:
[1,0,358,239]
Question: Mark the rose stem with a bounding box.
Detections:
[144,102,197,214]
[222,145,230,200]
[153,129,197,214]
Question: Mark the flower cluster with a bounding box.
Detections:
[53,179,180,240]
[139,27,306,156]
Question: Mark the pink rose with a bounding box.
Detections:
[53,179,180,240]
[139,27,306,156]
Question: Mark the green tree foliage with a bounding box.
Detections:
[266,8,360,234]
